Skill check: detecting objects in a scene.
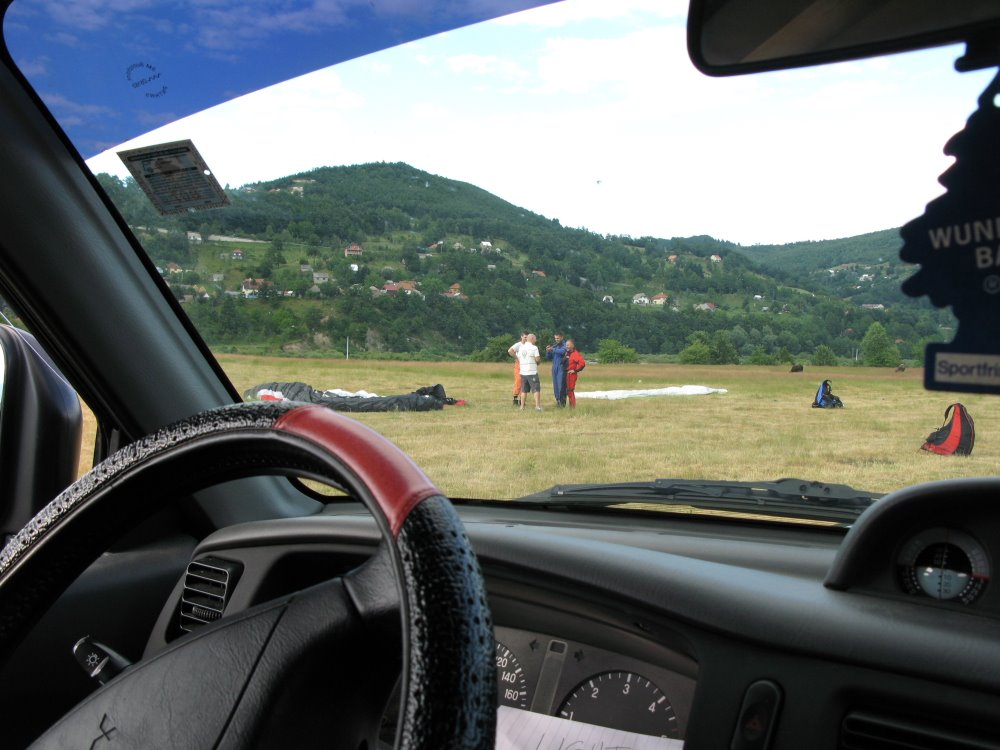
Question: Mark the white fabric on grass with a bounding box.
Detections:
[575,384,727,400]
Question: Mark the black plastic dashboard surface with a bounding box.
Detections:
[147,498,1000,749]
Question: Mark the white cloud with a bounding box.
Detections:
[36,0,156,32]
[87,66,368,186]
[17,56,49,77]
[495,0,683,28]
[86,0,996,245]
[447,53,529,82]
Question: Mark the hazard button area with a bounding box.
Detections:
[731,680,782,750]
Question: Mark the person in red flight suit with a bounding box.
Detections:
[565,339,586,408]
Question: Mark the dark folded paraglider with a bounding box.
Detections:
[244,381,462,412]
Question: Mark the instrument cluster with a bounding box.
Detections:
[493,625,697,741]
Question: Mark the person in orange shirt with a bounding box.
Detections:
[565,339,586,408]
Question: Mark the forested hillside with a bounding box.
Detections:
[730,229,918,307]
[732,230,903,274]
[95,162,953,364]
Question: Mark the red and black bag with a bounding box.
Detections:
[921,403,975,456]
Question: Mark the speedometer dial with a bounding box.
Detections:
[558,671,679,738]
[495,641,530,708]
[897,527,991,604]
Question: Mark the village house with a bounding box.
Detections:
[166,262,183,274]
[344,243,363,257]
[602,295,615,304]
[693,302,717,312]
[232,249,244,260]
[651,293,669,305]
[241,278,270,299]
[710,254,722,263]
[442,282,467,300]
[632,292,650,305]
[531,270,546,278]
[313,271,330,284]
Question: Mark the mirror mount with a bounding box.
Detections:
[956,34,1000,73]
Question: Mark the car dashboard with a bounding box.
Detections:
[133,479,1000,749]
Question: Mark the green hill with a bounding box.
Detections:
[94,163,953,363]
[732,229,903,274]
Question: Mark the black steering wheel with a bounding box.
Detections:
[0,401,496,749]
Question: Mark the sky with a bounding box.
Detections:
[72,0,997,246]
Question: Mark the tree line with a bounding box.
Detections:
[95,163,955,364]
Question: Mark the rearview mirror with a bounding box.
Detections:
[0,325,82,543]
[688,0,1000,76]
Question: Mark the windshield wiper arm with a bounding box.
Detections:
[512,478,881,523]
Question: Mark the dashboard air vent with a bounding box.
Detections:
[841,710,1000,750]
[178,556,243,635]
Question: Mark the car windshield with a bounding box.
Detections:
[3,0,996,518]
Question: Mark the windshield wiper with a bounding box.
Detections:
[510,478,881,525]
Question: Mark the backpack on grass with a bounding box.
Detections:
[811,379,844,408]
[921,403,975,456]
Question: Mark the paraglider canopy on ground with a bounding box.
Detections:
[245,382,464,412]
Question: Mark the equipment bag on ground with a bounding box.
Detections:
[921,403,975,456]
[811,379,844,408]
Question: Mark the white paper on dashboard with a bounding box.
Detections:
[496,705,684,750]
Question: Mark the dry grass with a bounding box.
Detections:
[208,356,997,498]
[75,357,996,498]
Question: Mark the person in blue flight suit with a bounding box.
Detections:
[545,331,568,407]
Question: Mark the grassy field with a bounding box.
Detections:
[77,357,996,499]
[225,358,999,498]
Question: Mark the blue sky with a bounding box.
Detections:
[14,0,993,245]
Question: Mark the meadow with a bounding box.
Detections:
[77,357,995,499]
[170,356,998,500]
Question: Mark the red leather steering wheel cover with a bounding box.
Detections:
[274,404,442,537]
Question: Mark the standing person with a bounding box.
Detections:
[507,331,528,407]
[565,339,586,408]
[545,332,568,407]
[516,333,543,411]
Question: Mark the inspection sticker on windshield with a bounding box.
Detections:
[117,140,229,215]
[926,345,1000,394]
